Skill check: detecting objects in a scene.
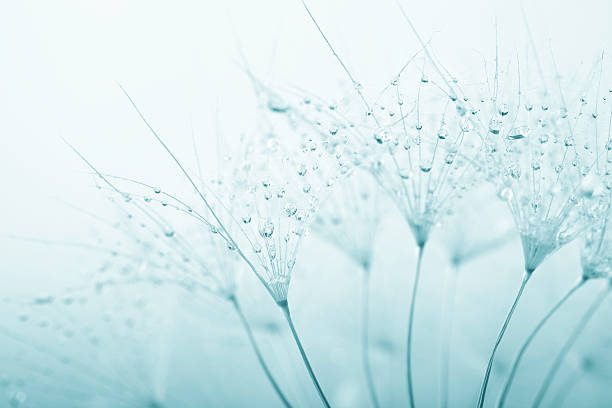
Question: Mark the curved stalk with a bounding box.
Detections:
[230,296,292,408]
[531,285,611,408]
[362,267,381,408]
[477,271,532,408]
[440,263,459,408]
[496,278,586,408]
[279,301,332,408]
[406,243,425,408]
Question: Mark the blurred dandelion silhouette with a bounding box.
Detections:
[547,336,612,407]
[0,280,185,408]
[311,168,382,407]
[438,189,515,408]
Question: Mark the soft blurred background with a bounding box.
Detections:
[1,0,611,407]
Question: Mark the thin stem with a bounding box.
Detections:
[548,372,581,408]
[362,266,381,408]
[230,296,292,408]
[531,285,611,408]
[440,263,459,408]
[406,243,425,408]
[496,278,586,408]
[279,301,332,408]
[477,271,532,408]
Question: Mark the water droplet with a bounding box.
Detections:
[9,390,27,407]
[498,187,514,201]
[268,98,289,113]
[284,202,297,216]
[507,164,521,179]
[34,296,54,305]
[399,168,413,179]
[499,104,509,116]
[420,74,429,83]
[259,220,275,238]
[374,131,388,144]
[507,126,529,140]
[242,215,251,224]
[488,118,502,135]
[438,127,448,139]
[420,162,432,173]
[456,104,466,116]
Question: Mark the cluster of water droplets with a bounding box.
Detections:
[90,179,243,299]
[292,60,485,246]
[204,86,349,303]
[581,202,612,280]
[475,60,612,271]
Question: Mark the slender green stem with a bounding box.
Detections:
[230,296,292,408]
[440,263,459,408]
[406,243,425,408]
[279,301,331,408]
[531,286,611,408]
[361,266,381,408]
[477,271,532,408]
[496,278,586,408]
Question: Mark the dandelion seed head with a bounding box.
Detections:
[311,169,381,269]
[201,86,348,302]
[283,61,487,246]
[477,59,612,271]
